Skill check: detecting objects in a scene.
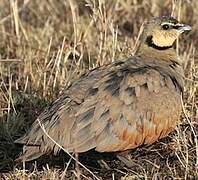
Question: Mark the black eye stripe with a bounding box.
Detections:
[173,25,181,29]
[161,24,182,30]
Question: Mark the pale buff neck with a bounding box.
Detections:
[135,43,179,63]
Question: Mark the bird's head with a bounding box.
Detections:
[136,16,191,55]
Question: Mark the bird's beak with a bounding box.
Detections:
[177,24,192,33]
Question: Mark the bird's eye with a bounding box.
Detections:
[162,24,170,30]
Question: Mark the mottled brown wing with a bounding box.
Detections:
[14,62,121,161]
[67,66,181,153]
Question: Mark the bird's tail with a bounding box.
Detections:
[15,145,43,162]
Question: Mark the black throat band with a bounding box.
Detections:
[146,36,173,50]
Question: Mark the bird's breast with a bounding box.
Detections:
[96,79,182,152]
[125,90,180,151]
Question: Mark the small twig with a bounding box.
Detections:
[75,153,81,180]
[131,22,144,55]
[60,156,73,180]
[142,159,160,169]
[0,59,22,62]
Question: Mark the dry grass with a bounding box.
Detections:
[0,0,197,179]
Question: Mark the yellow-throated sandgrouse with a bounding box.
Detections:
[15,16,191,164]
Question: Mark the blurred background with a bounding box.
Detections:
[0,0,197,179]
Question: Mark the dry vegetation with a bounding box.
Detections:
[0,0,197,179]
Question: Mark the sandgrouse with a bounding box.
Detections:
[15,16,191,164]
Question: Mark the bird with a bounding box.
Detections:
[15,16,191,166]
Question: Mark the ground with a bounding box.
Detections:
[0,0,197,179]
